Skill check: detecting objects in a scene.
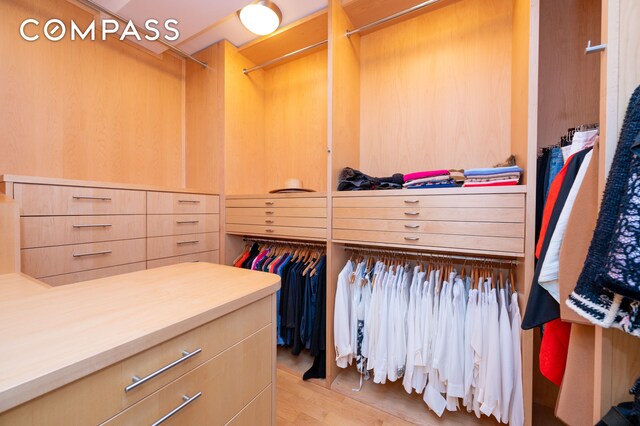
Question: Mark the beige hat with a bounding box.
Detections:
[269,178,315,193]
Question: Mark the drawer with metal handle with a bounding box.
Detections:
[226,197,326,208]
[225,223,326,241]
[102,325,272,426]
[225,215,326,228]
[332,193,525,209]
[147,214,219,237]
[14,183,146,216]
[21,238,146,278]
[21,215,146,248]
[147,250,220,269]
[147,192,219,214]
[147,232,220,260]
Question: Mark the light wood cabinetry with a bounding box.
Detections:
[226,194,328,242]
[0,264,279,425]
[0,176,220,285]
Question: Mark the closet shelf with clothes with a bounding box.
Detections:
[233,238,328,382]
[332,247,524,425]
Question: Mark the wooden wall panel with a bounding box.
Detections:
[0,0,184,187]
[263,50,328,193]
[186,43,224,192]
[359,0,513,176]
[537,0,601,148]
[223,42,266,195]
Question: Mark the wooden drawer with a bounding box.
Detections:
[147,214,220,237]
[147,251,220,269]
[147,232,220,260]
[14,184,145,216]
[226,224,326,241]
[102,325,272,426]
[41,262,147,286]
[147,192,219,214]
[333,207,525,223]
[333,193,525,209]
[0,297,272,426]
[226,215,326,228]
[333,229,524,255]
[21,238,146,278]
[226,207,326,218]
[21,215,146,249]
[226,197,325,208]
[333,218,525,238]
[227,385,272,426]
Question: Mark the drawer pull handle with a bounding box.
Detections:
[404,212,420,216]
[72,224,112,228]
[125,348,202,392]
[265,220,274,224]
[151,392,202,426]
[72,250,112,258]
[178,200,201,204]
[404,199,420,204]
[404,224,420,229]
[265,211,275,215]
[177,240,199,245]
[266,229,275,233]
[404,237,420,241]
[176,220,200,224]
[265,201,275,205]
[72,195,112,201]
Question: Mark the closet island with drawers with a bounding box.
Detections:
[1,0,639,424]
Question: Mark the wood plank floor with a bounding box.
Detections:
[276,369,412,425]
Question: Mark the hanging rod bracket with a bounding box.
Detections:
[585,40,606,55]
[346,0,441,37]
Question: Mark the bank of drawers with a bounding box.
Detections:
[11,182,220,285]
[0,296,273,425]
[147,191,220,267]
[332,192,526,256]
[226,196,327,241]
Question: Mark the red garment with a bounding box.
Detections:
[234,251,250,268]
[539,319,572,386]
[535,154,575,258]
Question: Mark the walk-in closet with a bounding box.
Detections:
[0,0,639,424]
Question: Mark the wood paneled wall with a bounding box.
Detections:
[358,0,513,176]
[0,0,185,187]
[186,44,224,192]
[263,50,328,193]
[537,0,601,148]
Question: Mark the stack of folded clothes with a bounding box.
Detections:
[462,165,523,187]
[403,169,458,189]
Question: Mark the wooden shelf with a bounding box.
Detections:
[226,192,327,199]
[332,186,527,197]
[331,367,498,425]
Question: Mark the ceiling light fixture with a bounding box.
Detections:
[238,0,282,36]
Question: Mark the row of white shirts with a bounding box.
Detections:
[334,260,524,425]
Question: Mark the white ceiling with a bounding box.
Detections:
[91,0,327,55]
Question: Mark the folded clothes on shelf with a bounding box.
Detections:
[403,169,450,182]
[463,165,523,187]
[464,166,524,177]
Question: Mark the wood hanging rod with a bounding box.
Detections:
[243,237,326,249]
[75,0,208,68]
[346,0,441,37]
[343,245,519,265]
[243,40,328,74]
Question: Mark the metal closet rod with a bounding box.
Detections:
[76,0,208,68]
[346,0,441,37]
[243,39,328,74]
[343,246,520,265]
[243,237,326,248]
